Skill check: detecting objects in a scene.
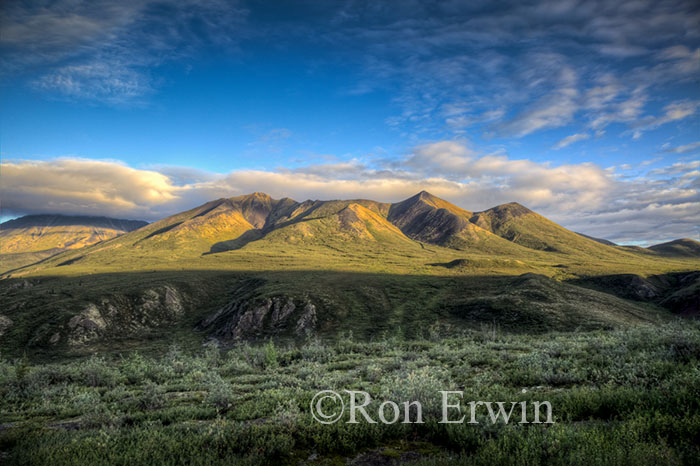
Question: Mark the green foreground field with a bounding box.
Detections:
[1,321,699,465]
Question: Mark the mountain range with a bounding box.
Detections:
[2,191,696,265]
[0,191,698,356]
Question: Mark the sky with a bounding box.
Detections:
[1,0,699,245]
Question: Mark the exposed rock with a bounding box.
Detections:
[201,295,317,340]
[49,332,61,344]
[5,279,34,291]
[64,284,186,345]
[0,315,13,337]
[295,303,317,336]
[164,285,185,315]
[67,304,107,345]
[270,297,296,325]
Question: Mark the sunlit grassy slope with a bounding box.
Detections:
[4,191,698,279]
[0,215,148,273]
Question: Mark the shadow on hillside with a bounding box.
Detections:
[204,202,353,254]
[1,268,689,359]
[568,271,700,316]
[207,229,264,253]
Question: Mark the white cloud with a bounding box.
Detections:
[627,100,700,138]
[663,141,700,154]
[497,87,579,137]
[553,133,590,150]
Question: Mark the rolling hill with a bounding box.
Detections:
[648,238,700,257]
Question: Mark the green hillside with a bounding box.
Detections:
[0,215,148,273]
[648,238,700,257]
[470,202,633,258]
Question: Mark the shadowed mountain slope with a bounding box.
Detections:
[386,191,530,253]
[575,232,617,246]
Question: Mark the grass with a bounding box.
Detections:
[1,321,699,465]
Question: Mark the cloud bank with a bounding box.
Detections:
[2,141,698,245]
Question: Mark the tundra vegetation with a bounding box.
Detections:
[1,322,699,465]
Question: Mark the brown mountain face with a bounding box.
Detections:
[385,191,533,253]
[648,238,700,257]
[99,192,297,256]
[388,191,473,244]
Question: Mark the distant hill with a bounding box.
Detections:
[575,232,617,246]
[469,203,623,257]
[648,238,700,257]
[0,214,147,272]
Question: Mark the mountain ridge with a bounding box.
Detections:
[3,192,699,276]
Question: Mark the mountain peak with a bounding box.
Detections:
[232,192,272,201]
[492,202,532,215]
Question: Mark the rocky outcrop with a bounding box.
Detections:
[64,285,186,346]
[295,303,317,336]
[200,295,318,340]
[67,304,107,345]
[570,271,700,315]
[0,315,12,337]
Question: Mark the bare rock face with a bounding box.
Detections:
[64,285,186,346]
[295,303,317,336]
[67,304,107,345]
[200,295,317,340]
[0,315,13,337]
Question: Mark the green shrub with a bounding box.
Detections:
[264,340,279,370]
[206,373,235,410]
[79,355,119,387]
[138,382,165,410]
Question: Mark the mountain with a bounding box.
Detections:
[469,202,622,256]
[0,214,147,253]
[386,191,530,253]
[123,192,283,252]
[3,191,689,275]
[648,238,700,257]
[0,215,148,273]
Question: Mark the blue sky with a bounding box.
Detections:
[1,0,699,244]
